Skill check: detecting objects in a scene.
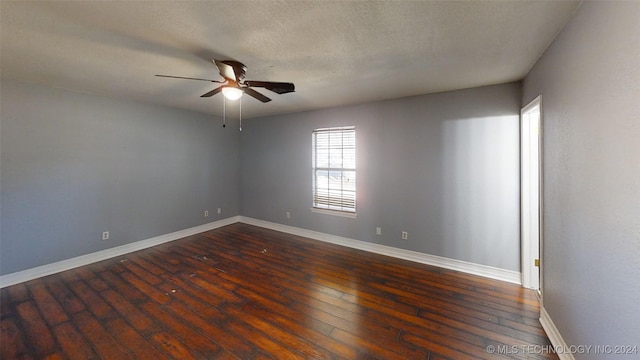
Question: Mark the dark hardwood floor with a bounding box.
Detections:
[1,223,558,359]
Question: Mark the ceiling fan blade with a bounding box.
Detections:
[214,59,238,81]
[201,86,223,98]
[244,87,272,103]
[245,80,295,94]
[156,74,222,83]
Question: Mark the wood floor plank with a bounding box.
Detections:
[212,350,244,360]
[143,248,185,274]
[330,327,428,360]
[156,281,228,325]
[0,291,14,320]
[286,290,402,343]
[224,304,334,360]
[225,319,307,360]
[233,286,337,337]
[67,280,115,319]
[52,321,97,360]
[157,300,256,359]
[400,331,508,360]
[98,269,148,303]
[0,317,30,359]
[6,283,30,303]
[173,271,243,304]
[0,223,559,360]
[149,331,203,360]
[231,303,358,359]
[118,256,163,285]
[100,288,161,336]
[140,301,222,358]
[71,311,135,360]
[27,280,68,327]
[45,276,86,315]
[119,270,171,305]
[126,253,168,276]
[15,301,58,358]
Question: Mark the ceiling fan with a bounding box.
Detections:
[156,59,295,103]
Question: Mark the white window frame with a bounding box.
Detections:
[311,126,356,218]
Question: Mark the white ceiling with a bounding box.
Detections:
[1,1,580,119]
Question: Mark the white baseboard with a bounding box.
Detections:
[238,216,521,284]
[0,216,240,288]
[1,215,521,288]
[540,306,575,360]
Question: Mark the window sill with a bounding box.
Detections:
[310,207,357,219]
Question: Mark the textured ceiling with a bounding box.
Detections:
[1,1,580,119]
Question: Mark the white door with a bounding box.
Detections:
[521,96,542,291]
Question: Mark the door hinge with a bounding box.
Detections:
[534,259,540,267]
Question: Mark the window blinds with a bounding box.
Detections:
[312,126,356,213]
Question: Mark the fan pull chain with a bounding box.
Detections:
[222,96,226,128]
[239,97,242,132]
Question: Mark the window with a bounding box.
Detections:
[312,126,356,215]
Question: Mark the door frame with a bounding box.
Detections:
[521,95,543,293]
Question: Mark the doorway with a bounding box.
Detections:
[521,96,542,292]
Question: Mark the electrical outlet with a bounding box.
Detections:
[204,210,209,217]
[102,231,110,240]
[286,211,291,219]
[217,208,221,214]
[376,227,382,235]
[401,231,408,240]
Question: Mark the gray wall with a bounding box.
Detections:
[241,82,522,271]
[1,80,240,275]
[523,2,640,357]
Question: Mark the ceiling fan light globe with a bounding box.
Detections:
[222,87,243,100]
